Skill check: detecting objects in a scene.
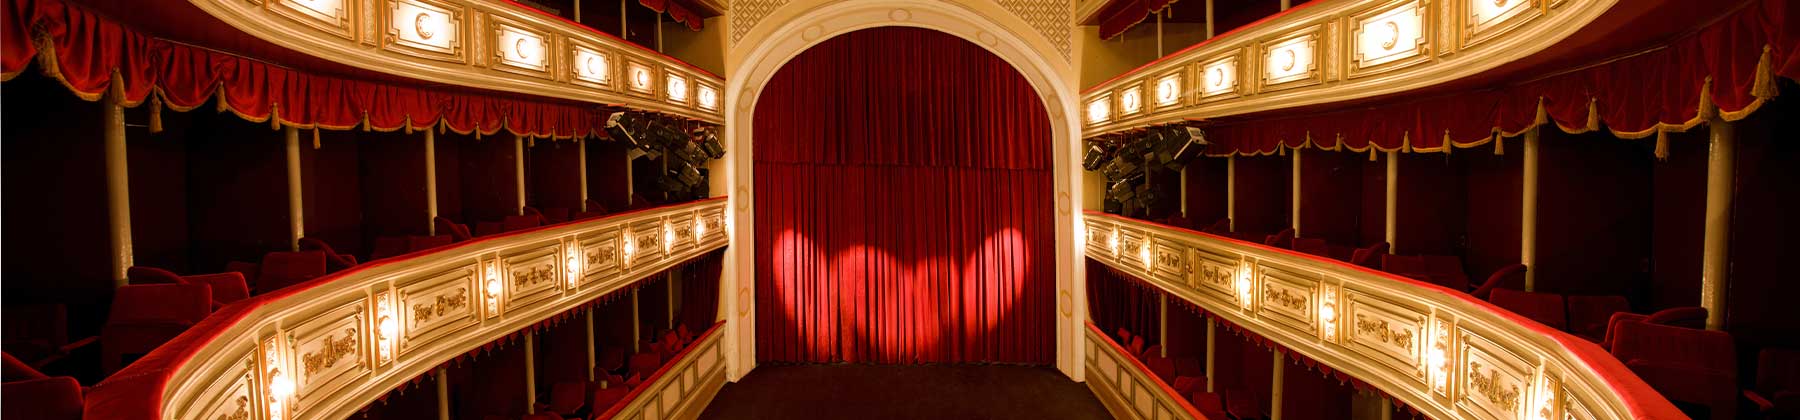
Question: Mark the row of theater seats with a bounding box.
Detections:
[517,324,703,420]
[1110,328,1253,420]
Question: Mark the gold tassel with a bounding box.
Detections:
[1654,129,1670,160]
[1698,77,1717,122]
[270,104,281,130]
[1585,98,1600,132]
[528,137,535,148]
[1442,130,1453,155]
[1533,97,1549,127]
[362,112,371,132]
[216,85,228,113]
[404,117,413,135]
[1278,145,1287,156]
[148,95,163,133]
[312,128,321,149]
[1493,133,1504,156]
[1752,45,1777,99]
[1369,147,1378,162]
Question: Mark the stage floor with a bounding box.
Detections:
[697,364,1112,420]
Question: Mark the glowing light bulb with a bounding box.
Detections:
[663,223,675,252]
[377,315,396,338]
[486,279,501,297]
[269,372,295,399]
[694,215,706,238]
[566,255,580,275]
[1139,245,1152,268]
[1320,303,1336,322]
[1107,230,1120,254]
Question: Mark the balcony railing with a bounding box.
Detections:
[1081,211,1681,420]
[182,0,725,123]
[83,198,729,420]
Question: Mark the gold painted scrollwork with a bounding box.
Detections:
[1354,314,1415,350]
[1469,361,1522,412]
[301,327,360,377]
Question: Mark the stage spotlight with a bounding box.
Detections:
[1102,156,1139,182]
[1082,143,1110,171]
[604,112,643,146]
[1108,178,1137,203]
[1155,125,1208,171]
[697,129,726,158]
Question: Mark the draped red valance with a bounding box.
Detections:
[2,0,609,139]
[638,0,704,31]
[1096,0,1176,40]
[1203,0,1799,158]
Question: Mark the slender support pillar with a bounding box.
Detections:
[515,135,527,215]
[1291,149,1302,236]
[285,126,304,251]
[1701,119,1736,331]
[631,290,642,352]
[1227,156,1236,232]
[103,96,133,287]
[435,367,450,420]
[619,0,627,36]
[1158,295,1168,357]
[1155,11,1164,57]
[1280,0,1291,10]
[1379,398,1393,420]
[1521,127,1541,290]
[586,309,597,381]
[578,139,589,207]
[626,154,635,204]
[426,130,438,235]
[668,272,678,331]
[655,16,664,52]
[573,0,581,23]
[1204,318,1216,392]
[1204,0,1215,38]
[1179,167,1189,217]
[524,333,536,414]
[1270,352,1286,420]
[1385,151,1398,252]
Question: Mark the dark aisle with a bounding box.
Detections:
[697,364,1113,420]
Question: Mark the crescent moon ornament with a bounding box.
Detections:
[414,13,434,40]
[514,38,530,59]
[1281,50,1297,71]
[1212,68,1224,87]
[1381,21,1400,50]
[584,56,600,77]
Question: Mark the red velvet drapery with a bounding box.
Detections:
[637,0,704,31]
[2,0,607,138]
[1204,0,1799,158]
[753,27,1054,364]
[1085,261,1161,344]
[1095,0,1176,40]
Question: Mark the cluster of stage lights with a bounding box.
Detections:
[605,112,725,201]
[1084,125,1208,219]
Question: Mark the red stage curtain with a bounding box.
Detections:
[1205,0,1798,158]
[2,0,606,138]
[753,27,1054,364]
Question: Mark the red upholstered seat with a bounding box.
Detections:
[598,348,625,372]
[1349,242,1388,269]
[256,251,327,293]
[1140,344,1162,361]
[1202,218,1231,235]
[1602,307,1708,351]
[1292,238,1330,257]
[1747,348,1800,417]
[591,385,630,412]
[370,236,410,260]
[1469,264,1527,300]
[2,352,48,382]
[102,283,212,374]
[125,266,184,284]
[623,373,643,389]
[1188,390,1228,420]
[1382,254,1469,290]
[127,267,250,309]
[298,237,358,272]
[677,324,694,345]
[1116,328,1132,345]
[502,215,543,232]
[1,376,83,420]
[1145,356,1176,383]
[1263,228,1294,249]
[1610,321,1737,420]
[2,305,93,369]
[541,208,571,224]
[476,221,504,237]
[1172,357,1203,378]
[1162,215,1192,229]
[1565,295,1630,342]
[1173,376,1203,396]
[546,381,586,415]
[1128,336,1146,358]
[435,217,474,242]
[1489,289,1567,330]
[628,352,662,377]
[408,235,454,253]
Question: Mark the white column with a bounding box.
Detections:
[1385,151,1398,252]
[1521,127,1541,290]
[285,126,304,251]
[524,333,537,414]
[435,367,450,420]
[631,289,642,352]
[1158,295,1168,357]
[578,139,589,207]
[1291,149,1302,236]
[1701,119,1736,331]
[1205,0,1215,38]
[103,96,133,287]
[426,130,438,235]
[586,309,598,381]
[1270,352,1286,420]
[1227,156,1236,233]
[1204,318,1216,392]
[515,135,527,215]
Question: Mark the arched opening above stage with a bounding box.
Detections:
[749,27,1055,365]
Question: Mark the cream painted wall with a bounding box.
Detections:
[662,16,728,76]
[1078,22,1208,89]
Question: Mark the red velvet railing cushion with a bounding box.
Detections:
[1,376,82,420]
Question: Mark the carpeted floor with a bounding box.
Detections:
[697,364,1113,420]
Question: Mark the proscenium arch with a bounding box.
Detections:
[721,0,1087,382]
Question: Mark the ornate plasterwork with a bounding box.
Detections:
[731,0,792,43]
[994,0,1072,60]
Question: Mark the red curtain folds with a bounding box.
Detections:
[1085,260,1161,345]
[638,0,704,31]
[753,27,1054,364]
[2,0,608,138]
[1096,0,1176,40]
[1203,0,1799,158]
[679,249,724,333]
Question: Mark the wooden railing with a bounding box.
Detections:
[1082,211,1683,420]
[596,322,728,420]
[82,198,728,420]
[1084,323,1204,420]
[182,0,724,123]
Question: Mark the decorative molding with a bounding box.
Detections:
[730,0,792,44]
[1083,212,1676,420]
[1084,325,1197,420]
[994,0,1072,61]
[186,0,724,124]
[1081,0,1615,137]
[149,199,728,420]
